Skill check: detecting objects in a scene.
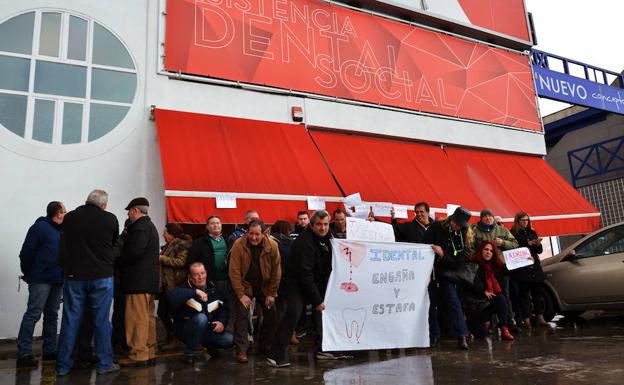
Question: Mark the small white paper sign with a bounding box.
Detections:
[446,203,460,216]
[307,196,326,210]
[344,192,363,210]
[346,217,395,242]
[216,194,237,208]
[372,202,392,217]
[503,247,534,270]
[393,206,409,219]
[351,204,370,219]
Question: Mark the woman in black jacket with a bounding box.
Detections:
[510,212,547,328]
[461,241,514,341]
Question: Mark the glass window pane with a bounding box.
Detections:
[33,99,55,143]
[91,68,136,103]
[39,13,61,57]
[0,12,34,55]
[0,92,27,137]
[92,23,134,69]
[62,102,83,144]
[34,60,86,98]
[88,103,129,141]
[67,16,88,61]
[0,55,30,91]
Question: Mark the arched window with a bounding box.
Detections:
[0,11,137,144]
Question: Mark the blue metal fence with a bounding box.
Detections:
[531,49,624,87]
[567,135,624,187]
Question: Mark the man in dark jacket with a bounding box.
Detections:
[56,190,119,376]
[186,215,230,293]
[267,210,333,367]
[169,262,233,364]
[423,206,472,350]
[227,210,260,245]
[329,209,347,239]
[390,201,434,243]
[17,201,66,368]
[115,197,160,368]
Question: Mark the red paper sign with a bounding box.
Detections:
[165,0,541,131]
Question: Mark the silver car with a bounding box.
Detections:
[541,221,624,321]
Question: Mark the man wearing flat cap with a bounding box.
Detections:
[116,197,160,367]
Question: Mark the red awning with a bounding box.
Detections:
[155,109,344,224]
[309,130,600,236]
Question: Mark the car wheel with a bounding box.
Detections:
[541,287,557,322]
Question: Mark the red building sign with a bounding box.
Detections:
[165,0,541,131]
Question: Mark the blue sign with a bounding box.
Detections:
[532,66,624,115]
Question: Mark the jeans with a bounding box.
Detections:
[174,313,234,355]
[17,283,63,359]
[518,281,545,316]
[439,280,468,338]
[56,278,114,374]
[466,294,509,338]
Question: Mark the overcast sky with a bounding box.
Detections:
[525,0,624,115]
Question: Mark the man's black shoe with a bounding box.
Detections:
[16,355,38,368]
[42,352,57,361]
[457,336,469,350]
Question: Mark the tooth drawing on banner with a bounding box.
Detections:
[342,308,366,343]
[338,242,366,293]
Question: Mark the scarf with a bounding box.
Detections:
[483,263,501,294]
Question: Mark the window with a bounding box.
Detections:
[0,11,136,145]
[575,225,624,258]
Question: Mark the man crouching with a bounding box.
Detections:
[168,262,233,364]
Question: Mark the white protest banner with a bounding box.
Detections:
[323,239,435,351]
[372,202,392,217]
[393,206,409,219]
[346,217,395,242]
[216,194,237,208]
[344,192,363,209]
[503,247,534,270]
[307,196,326,210]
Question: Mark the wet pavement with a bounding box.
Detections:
[2,314,624,385]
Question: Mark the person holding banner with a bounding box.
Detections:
[390,202,434,243]
[423,207,473,350]
[460,241,514,341]
[510,212,547,328]
[268,210,334,367]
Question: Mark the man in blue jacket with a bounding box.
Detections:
[169,262,233,364]
[17,201,66,368]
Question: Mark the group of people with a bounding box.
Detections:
[16,190,547,375]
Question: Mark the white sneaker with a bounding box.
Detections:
[316,351,339,360]
[266,357,291,367]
